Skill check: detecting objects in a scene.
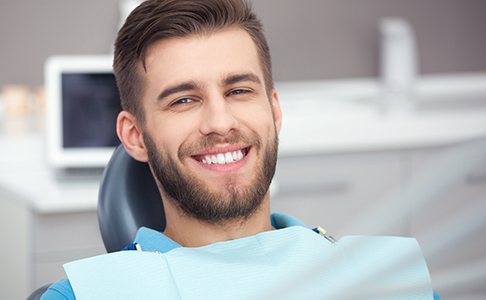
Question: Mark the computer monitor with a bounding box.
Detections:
[45,55,122,168]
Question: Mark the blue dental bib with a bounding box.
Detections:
[64,226,434,299]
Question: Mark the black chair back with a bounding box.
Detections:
[26,284,51,300]
[98,145,165,252]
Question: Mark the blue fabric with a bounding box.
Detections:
[120,243,138,251]
[271,212,307,228]
[133,226,182,251]
[434,290,441,300]
[40,279,75,300]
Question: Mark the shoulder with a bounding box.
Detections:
[40,279,75,300]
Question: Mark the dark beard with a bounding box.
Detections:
[144,130,278,224]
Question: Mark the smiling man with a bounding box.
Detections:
[127,27,281,245]
[41,0,440,299]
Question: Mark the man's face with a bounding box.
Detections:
[139,27,281,223]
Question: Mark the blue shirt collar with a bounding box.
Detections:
[134,213,307,253]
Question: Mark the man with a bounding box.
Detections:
[42,0,440,299]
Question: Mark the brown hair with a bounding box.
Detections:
[113,0,273,120]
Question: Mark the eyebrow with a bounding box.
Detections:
[224,73,261,86]
[157,81,198,101]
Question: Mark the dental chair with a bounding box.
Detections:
[97,145,165,252]
[27,145,165,299]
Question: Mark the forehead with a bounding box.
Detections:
[142,27,264,90]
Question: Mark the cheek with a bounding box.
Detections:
[236,105,277,138]
[146,116,195,155]
[234,100,274,123]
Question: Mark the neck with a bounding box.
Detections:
[162,194,273,247]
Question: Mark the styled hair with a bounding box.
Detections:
[113,0,273,120]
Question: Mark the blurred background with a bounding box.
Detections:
[1,0,486,86]
[1,0,486,299]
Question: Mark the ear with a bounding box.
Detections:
[116,111,148,162]
[270,88,282,134]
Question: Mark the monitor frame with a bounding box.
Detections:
[45,55,120,168]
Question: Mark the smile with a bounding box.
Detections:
[193,147,250,165]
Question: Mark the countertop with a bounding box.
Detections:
[277,72,486,155]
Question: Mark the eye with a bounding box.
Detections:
[171,97,194,106]
[167,97,200,112]
[227,88,251,96]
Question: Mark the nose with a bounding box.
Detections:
[199,95,239,136]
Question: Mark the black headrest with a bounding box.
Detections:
[98,145,166,253]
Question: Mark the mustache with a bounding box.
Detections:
[179,131,261,158]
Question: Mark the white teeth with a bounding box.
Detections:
[225,152,233,163]
[202,149,246,165]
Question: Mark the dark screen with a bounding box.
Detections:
[62,73,122,148]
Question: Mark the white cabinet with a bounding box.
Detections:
[0,195,103,299]
[33,211,105,288]
[0,190,31,300]
[405,139,486,299]
[0,134,105,298]
[271,151,408,238]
